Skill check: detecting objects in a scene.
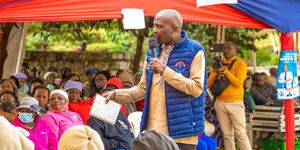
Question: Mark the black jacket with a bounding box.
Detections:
[87,112,133,150]
[250,85,275,105]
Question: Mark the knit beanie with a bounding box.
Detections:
[64,80,82,92]
[14,72,28,79]
[119,70,134,88]
[0,116,35,150]
[132,130,180,150]
[58,125,104,150]
[105,77,123,89]
[50,89,69,100]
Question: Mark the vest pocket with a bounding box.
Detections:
[188,99,194,125]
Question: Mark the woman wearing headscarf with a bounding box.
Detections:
[12,96,56,150]
[44,72,57,91]
[64,80,91,124]
[42,89,83,142]
[14,72,30,94]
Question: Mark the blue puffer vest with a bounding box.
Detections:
[140,30,207,139]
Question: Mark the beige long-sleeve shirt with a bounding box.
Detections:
[115,46,205,145]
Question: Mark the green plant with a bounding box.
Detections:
[256,48,272,65]
[271,54,280,65]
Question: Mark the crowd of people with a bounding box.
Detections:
[0,8,293,150]
[0,66,140,149]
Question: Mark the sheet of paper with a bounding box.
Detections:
[90,94,121,125]
[121,8,145,29]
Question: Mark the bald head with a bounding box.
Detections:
[155,9,183,30]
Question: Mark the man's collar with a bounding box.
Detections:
[173,30,187,48]
[224,56,236,63]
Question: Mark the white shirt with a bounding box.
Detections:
[278,71,293,88]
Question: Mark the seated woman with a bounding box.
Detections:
[0,91,19,122]
[33,85,50,116]
[1,78,23,103]
[64,80,92,124]
[11,96,56,150]
[0,79,18,96]
[14,72,30,94]
[83,71,109,98]
[29,78,43,96]
[42,89,83,141]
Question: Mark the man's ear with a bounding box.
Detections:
[171,25,179,34]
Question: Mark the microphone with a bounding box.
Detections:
[149,37,158,58]
[149,37,159,74]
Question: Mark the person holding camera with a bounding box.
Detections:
[208,41,251,150]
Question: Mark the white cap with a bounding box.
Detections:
[44,72,57,80]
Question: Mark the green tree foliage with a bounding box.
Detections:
[26,20,271,74]
[26,21,138,51]
[256,48,272,66]
[225,27,268,59]
[271,54,280,65]
[26,19,154,73]
[183,23,268,65]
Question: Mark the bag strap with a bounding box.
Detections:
[227,59,237,70]
[215,59,237,76]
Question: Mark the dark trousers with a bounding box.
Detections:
[177,143,197,150]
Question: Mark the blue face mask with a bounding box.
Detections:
[18,113,34,123]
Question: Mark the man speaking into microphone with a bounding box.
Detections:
[103,9,207,150]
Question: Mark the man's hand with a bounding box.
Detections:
[216,65,225,73]
[102,91,115,104]
[149,58,166,74]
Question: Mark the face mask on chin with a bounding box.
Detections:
[0,102,15,113]
[18,112,34,124]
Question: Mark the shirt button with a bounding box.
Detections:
[192,122,196,125]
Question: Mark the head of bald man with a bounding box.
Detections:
[153,9,183,45]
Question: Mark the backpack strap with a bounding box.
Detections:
[227,59,237,70]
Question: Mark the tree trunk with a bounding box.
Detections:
[0,23,14,79]
[132,30,145,74]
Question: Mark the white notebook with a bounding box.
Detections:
[90,94,121,125]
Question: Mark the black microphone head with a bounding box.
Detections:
[149,37,158,49]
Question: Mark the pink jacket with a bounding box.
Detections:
[12,117,57,150]
[41,110,83,142]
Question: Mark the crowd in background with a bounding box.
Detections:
[0,59,291,150]
[0,62,218,150]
